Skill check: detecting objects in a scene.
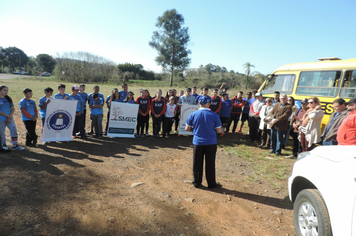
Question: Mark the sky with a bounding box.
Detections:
[1,0,356,75]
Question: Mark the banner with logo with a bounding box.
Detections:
[107,102,139,138]
[178,104,200,135]
[40,99,77,142]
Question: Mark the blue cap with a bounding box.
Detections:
[198,96,211,105]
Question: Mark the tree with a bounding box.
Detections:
[243,62,255,89]
[37,54,56,73]
[0,47,6,72]
[149,9,191,87]
[3,47,29,71]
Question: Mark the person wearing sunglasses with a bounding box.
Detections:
[299,97,324,152]
[321,98,349,145]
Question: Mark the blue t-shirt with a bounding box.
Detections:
[88,92,104,105]
[243,97,255,114]
[54,93,69,100]
[89,98,104,115]
[106,95,112,104]
[19,98,36,121]
[126,99,136,104]
[68,94,84,113]
[78,92,88,110]
[119,90,128,101]
[221,99,232,118]
[186,108,222,145]
[192,93,199,99]
[0,97,13,121]
[38,96,52,119]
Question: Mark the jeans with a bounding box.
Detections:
[323,139,338,145]
[270,126,284,154]
[0,119,19,146]
[92,114,103,137]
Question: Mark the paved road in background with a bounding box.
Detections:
[0,73,35,80]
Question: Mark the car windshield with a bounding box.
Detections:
[261,74,295,94]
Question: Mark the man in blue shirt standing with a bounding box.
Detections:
[69,85,86,138]
[185,96,222,189]
[119,84,128,102]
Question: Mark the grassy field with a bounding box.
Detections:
[1,76,197,119]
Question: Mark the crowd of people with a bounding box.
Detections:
[0,82,355,155]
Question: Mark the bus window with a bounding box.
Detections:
[340,70,356,98]
[261,74,295,94]
[296,71,341,97]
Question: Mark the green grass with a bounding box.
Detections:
[224,139,293,189]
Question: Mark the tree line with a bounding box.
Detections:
[0,9,265,89]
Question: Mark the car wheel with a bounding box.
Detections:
[293,189,332,236]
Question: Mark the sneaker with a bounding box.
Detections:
[2,144,9,150]
[141,134,145,138]
[12,145,25,150]
[145,133,149,136]
[103,131,107,135]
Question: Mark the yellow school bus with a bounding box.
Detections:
[258,57,356,130]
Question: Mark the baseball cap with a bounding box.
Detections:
[301,98,309,104]
[247,92,252,95]
[72,85,79,91]
[198,96,211,105]
[186,88,192,92]
[348,98,356,104]
[255,92,262,97]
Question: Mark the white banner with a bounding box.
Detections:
[40,99,77,142]
[178,105,199,135]
[107,102,139,138]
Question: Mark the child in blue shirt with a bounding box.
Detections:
[78,84,88,130]
[125,91,136,104]
[19,88,38,147]
[88,85,105,135]
[220,93,232,136]
[39,87,53,127]
[54,84,69,100]
[89,93,103,138]
[69,85,86,138]
[0,85,25,150]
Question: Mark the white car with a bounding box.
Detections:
[288,145,356,236]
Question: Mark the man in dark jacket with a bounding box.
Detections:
[321,98,349,145]
[267,94,292,155]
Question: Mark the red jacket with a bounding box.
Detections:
[210,96,222,113]
[135,96,151,115]
[231,96,244,114]
[337,110,356,145]
[151,98,167,116]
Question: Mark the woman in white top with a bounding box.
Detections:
[163,96,177,138]
[259,98,273,148]
[299,97,324,151]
